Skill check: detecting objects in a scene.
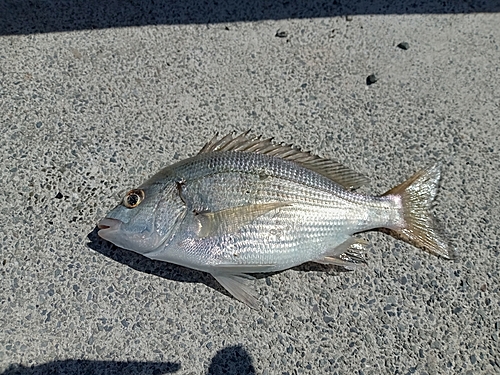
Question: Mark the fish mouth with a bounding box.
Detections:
[97,218,123,241]
[97,217,163,253]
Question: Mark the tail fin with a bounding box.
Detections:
[382,164,453,259]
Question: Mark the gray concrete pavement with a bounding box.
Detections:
[1,5,499,375]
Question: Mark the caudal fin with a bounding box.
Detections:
[382,164,453,259]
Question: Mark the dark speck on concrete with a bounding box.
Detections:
[453,306,463,314]
[366,74,378,85]
[397,42,410,50]
[323,316,334,323]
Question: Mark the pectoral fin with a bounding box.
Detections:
[195,202,289,238]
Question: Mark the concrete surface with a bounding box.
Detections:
[1,2,499,375]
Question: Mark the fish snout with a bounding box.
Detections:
[97,217,163,254]
[97,218,123,240]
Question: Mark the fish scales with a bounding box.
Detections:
[98,131,453,308]
[168,152,391,266]
[175,151,378,212]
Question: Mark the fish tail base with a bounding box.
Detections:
[382,164,453,259]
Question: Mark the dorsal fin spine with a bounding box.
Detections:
[198,131,369,190]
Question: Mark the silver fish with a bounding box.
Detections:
[98,132,452,308]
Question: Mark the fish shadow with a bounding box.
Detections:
[87,227,228,297]
[87,227,350,302]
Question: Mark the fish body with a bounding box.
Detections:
[98,132,452,307]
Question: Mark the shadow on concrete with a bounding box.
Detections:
[86,227,232,299]
[1,0,498,35]
[87,225,349,305]
[1,345,256,375]
[0,359,180,375]
[207,345,256,375]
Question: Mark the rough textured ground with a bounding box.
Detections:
[1,2,499,375]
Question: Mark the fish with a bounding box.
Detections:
[98,131,452,308]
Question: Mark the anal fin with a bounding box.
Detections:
[315,237,369,270]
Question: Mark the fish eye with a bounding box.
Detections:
[123,189,145,208]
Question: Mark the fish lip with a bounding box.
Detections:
[97,218,123,239]
[97,217,164,253]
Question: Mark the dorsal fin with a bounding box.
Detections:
[199,131,368,190]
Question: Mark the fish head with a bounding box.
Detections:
[97,178,186,255]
